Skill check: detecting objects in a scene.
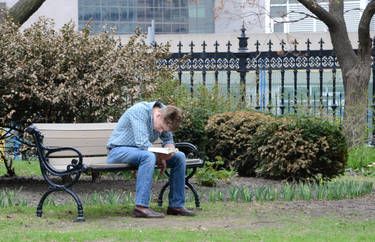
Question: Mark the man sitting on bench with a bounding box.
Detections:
[106,101,195,218]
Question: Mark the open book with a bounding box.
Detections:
[147,147,178,154]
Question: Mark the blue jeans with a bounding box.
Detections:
[106,147,186,208]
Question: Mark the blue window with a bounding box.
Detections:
[78,0,214,34]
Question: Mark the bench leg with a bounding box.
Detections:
[91,171,101,183]
[185,180,201,209]
[36,188,54,218]
[157,179,201,209]
[37,187,85,222]
[185,167,202,209]
[157,181,170,207]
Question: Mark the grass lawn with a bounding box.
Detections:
[0,201,374,241]
[1,160,375,241]
[0,160,41,177]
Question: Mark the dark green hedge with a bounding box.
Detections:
[206,111,347,180]
[205,111,275,176]
[252,117,347,180]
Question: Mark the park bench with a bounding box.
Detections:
[26,123,204,222]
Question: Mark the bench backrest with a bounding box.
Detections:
[35,123,116,157]
[34,123,161,170]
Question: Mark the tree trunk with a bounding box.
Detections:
[342,63,371,146]
[1,0,45,26]
[329,25,371,146]
[297,0,368,146]
[337,0,373,147]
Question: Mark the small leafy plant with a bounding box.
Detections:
[347,144,375,177]
[200,180,372,203]
[240,187,253,202]
[195,156,236,187]
[0,187,27,207]
[229,187,240,201]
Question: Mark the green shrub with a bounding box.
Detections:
[206,111,348,180]
[254,117,347,180]
[0,16,170,127]
[205,110,275,176]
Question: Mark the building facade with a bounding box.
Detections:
[77,0,215,34]
[3,0,374,37]
[267,0,375,33]
[4,0,372,35]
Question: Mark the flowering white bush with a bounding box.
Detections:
[0,15,171,127]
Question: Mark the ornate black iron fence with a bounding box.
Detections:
[160,26,375,139]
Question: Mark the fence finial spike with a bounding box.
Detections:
[241,21,246,37]
[238,22,248,51]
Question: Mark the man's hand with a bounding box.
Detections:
[157,158,167,175]
[156,152,173,175]
[164,143,175,149]
[156,144,175,175]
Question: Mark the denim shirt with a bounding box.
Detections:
[106,101,174,150]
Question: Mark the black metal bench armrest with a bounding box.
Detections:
[26,125,86,176]
[44,146,86,175]
[175,142,199,158]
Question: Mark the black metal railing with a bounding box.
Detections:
[159,25,375,141]
[162,26,373,115]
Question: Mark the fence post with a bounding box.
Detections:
[319,38,325,113]
[189,41,195,95]
[202,41,207,86]
[267,40,273,112]
[226,41,232,95]
[214,41,219,86]
[331,48,337,118]
[255,40,260,110]
[237,23,249,107]
[371,38,375,144]
[306,39,311,115]
[177,41,183,85]
[293,39,298,113]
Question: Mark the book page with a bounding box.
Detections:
[147,147,178,154]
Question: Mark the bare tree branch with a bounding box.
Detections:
[358,0,375,51]
[8,0,46,26]
[344,8,362,15]
[278,10,320,23]
[273,7,362,24]
[297,0,337,28]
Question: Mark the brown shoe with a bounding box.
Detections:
[167,207,196,216]
[133,208,165,218]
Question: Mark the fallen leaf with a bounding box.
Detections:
[197,225,207,231]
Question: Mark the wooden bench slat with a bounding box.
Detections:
[46,145,163,157]
[49,157,202,171]
[44,138,162,148]
[47,147,109,157]
[52,163,133,172]
[44,138,110,148]
[49,156,107,166]
[34,123,117,130]
[39,130,114,139]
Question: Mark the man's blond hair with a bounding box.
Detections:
[161,105,182,132]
